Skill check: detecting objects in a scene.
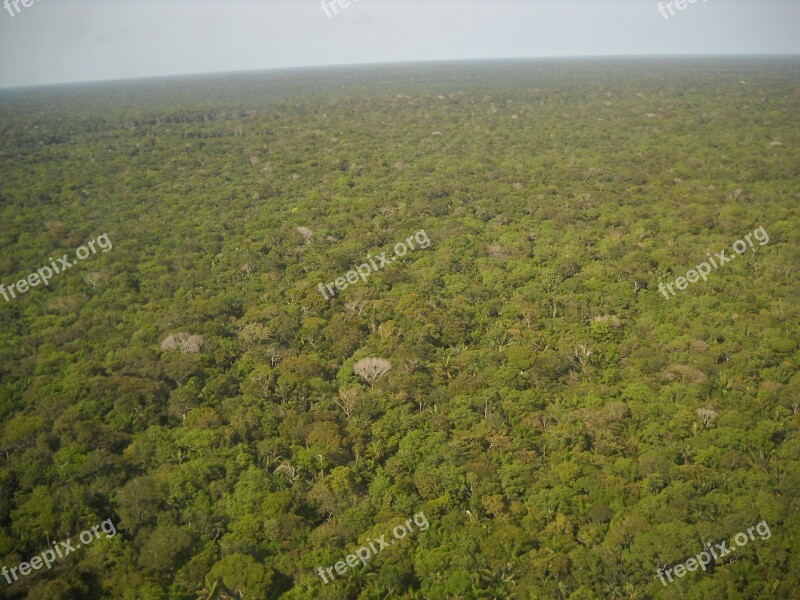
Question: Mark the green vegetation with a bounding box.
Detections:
[0,57,798,599]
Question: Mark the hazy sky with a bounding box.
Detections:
[0,0,798,89]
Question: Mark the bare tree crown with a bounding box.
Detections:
[354,357,391,385]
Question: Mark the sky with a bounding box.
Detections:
[0,0,798,89]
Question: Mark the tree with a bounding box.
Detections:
[138,524,195,574]
[353,357,391,386]
[161,332,205,354]
[334,386,362,419]
[207,554,280,599]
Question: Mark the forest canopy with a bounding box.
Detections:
[0,57,798,599]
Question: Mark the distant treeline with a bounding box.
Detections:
[127,110,257,128]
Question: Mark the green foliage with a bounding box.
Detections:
[0,58,798,599]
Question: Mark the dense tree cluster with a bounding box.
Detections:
[0,58,798,598]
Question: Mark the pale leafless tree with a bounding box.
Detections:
[353,357,391,386]
[572,343,592,372]
[274,461,300,484]
[296,226,313,243]
[335,387,361,419]
[696,408,718,430]
[161,332,205,354]
[266,345,282,368]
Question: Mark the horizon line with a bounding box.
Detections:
[2,52,799,92]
